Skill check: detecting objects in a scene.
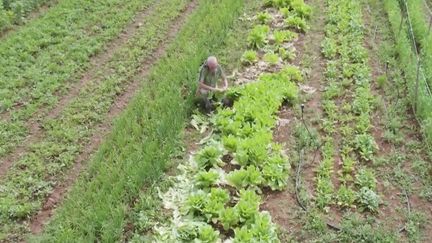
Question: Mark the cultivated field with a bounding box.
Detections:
[0,0,432,242]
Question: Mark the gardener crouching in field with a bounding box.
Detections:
[195,56,231,113]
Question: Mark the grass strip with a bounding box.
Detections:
[34,0,245,241]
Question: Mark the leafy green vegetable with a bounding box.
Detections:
[219,207,240,230]
[195,170,220,189]
[241,50,259,65]
[195,145,224,169]
[256,11,272,24]
[263,52,280,65]
[247,25,270,49]
[356,187,380,212]
[227,166,263,190]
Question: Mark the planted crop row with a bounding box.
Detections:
[383,0,432,146]
[153,1,309,241]
[0,0,51,32]
[0,0,191,240]
[0,0,156,159]
[34,0,246,241]
[156,70,298,242]
[317,0,379,212]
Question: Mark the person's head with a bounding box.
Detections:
[207,56,218,73]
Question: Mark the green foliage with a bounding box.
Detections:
[227,166,263,190]
[256,11,272,24]
[356,187,380,212]
[291,0,312,19]
[376,75,387,89]
[338,214,396,242]
[322,37,338,59]
[354,134,377,161]
[263,52,280,65]
[247,25,270,49]
[278,47,296,61]
[195,145,224,169]
[273,30,298,46]
[198,225,220,243]
[355,168,377,190]
[219,207,240,230]
[195,170,220,189]
[222,135,239,152]
[38,0,246,241]
[285,16,308,31]
[262,154,289,190]
[336,185,356,208]
[241,50,259,65]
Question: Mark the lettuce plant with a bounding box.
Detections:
[195,170,220,189]
[241,50,259,65]
[257,11,272,24]
[247,25,270,49]
[219,207,240,230]
[195,145,224,169]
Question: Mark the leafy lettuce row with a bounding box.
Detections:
[156,69,299,242]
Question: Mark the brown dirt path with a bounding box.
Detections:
[28,0,199,234]
[0,1,158,179]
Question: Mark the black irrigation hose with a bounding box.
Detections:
[295,105,341,231]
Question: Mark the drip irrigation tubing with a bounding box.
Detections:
[295,105,341,231]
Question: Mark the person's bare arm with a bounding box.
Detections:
[199,81,221,91]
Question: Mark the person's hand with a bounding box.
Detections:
[219,87,227,92]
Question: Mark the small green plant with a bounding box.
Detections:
[219,207,240,230]
[195,170,220,189]
[263,52,280,65]
[198,224,220,242]
[291,0,312,18]
[336,185,356,208]
[273,30,298,46]
[376,75,387,89]
[256,11,272,24]
[285,16,309,31]
[247,25,270,49]
[226,166,263,190]
[322,37,338,59]
[355,168,377,190]
[195,145,224,169]
[241,50,258,66]
[354,134,378,161]
[235,189,261,224]
[278,47,296,61]
[356,187,380,212]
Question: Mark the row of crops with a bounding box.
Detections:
[0,0,157,159]
[0,0,195,240]
[316,0,379,212]
[382,0,432,146]
[0,0,50,32]
[152,0,311,241]
[31,0,249,242]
